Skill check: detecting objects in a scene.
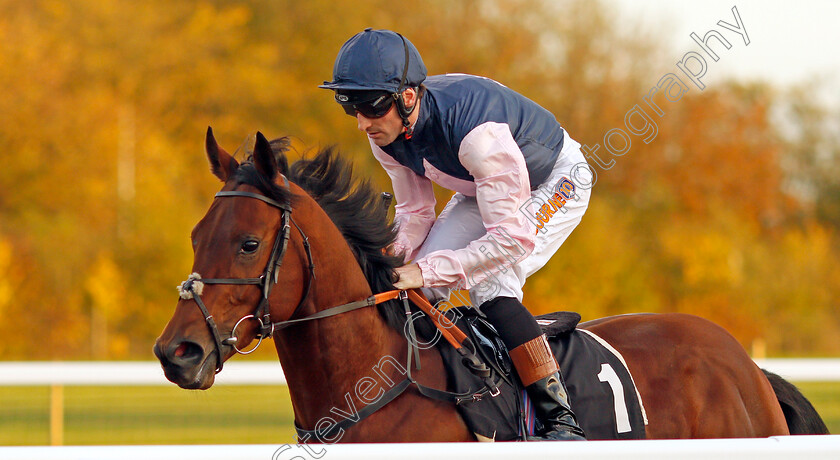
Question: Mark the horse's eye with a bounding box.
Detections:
[240,240,260,254]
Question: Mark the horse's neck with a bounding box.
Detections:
[272,214,406,430]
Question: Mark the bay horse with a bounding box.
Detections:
[154,128,828,442]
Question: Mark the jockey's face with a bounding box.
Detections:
[356,89,418,147]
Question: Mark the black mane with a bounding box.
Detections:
[231,138,409,330]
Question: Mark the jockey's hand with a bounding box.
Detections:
[393,263,424,290]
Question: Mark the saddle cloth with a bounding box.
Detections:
[435,309,647,441]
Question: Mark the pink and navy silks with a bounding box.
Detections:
[372,74,571,290]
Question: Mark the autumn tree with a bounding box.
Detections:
[0,0,838,358]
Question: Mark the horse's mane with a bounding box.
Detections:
[231,138,409,331]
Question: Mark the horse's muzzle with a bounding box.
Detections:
[154,338,216,389]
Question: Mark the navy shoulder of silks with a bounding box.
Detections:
[383,74,567,188]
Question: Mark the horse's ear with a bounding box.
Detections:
[205,126,239,182]
[253,131,278,181]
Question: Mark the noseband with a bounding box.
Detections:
[177,178,314,373]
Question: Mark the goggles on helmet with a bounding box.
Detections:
[336,91,395,118]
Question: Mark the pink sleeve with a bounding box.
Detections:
[370,140,436,261]
[415,122,537,289]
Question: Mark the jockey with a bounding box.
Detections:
[320,28,591,441]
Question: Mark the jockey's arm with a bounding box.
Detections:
[370,140,436,261]
[415,122,536,289]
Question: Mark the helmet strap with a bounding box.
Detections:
[394,33,416,140]
[395,92,416,139]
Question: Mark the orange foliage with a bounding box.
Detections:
[0,0,838,358]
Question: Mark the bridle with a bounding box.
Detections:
[174,178,417,375]
[177,176,314,373]
[174,179,465,376]
[174,177,506,437]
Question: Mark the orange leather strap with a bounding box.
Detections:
[373,290,401,304]
[370,289,471,351]
[406,289,467,348]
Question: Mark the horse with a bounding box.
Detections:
[154,128,828,442]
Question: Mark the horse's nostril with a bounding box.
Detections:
[174,342,189,358]
[167,340,205,367]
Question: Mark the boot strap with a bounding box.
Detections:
[509,334,559,386]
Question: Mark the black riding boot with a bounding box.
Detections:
[523,367,587,441]
[480,297,586,441]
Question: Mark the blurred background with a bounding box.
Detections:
[0,0,838,445]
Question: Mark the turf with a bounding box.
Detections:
[0,385,298,446]
[793,382,840,434]
[0,382,837,445]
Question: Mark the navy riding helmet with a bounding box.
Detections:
[320,28,426,135]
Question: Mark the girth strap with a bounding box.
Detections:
[293,370,505,442]
[294,378,412,442]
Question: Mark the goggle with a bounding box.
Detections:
[337,93,395,118]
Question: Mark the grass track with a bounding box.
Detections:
[794,382,840,433]
[1,382,837,445]
[0,385,297,446]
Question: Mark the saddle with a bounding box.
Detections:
[435,308,647,441]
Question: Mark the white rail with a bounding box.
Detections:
[1,358,839,385]
[1,436,840,460]
[754,358,840,381]
[0,360,837,448]
[0,361,287,386]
